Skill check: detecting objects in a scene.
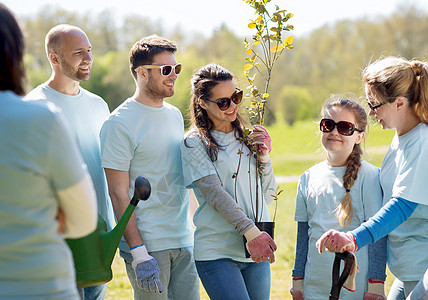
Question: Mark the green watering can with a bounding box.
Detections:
[66,176,151,288]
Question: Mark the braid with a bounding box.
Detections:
[337,144,362,227]
[322,96,367,228]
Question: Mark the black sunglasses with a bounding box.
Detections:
[139,63,182,76]
[367,101,386,112]
[204,89,243,111]
[320,118,363,136]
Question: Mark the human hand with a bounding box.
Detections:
[363,280,386,300]
[244,226,277,263]
[316,229,357,254]
[290,277,305,300]
[131,245,163,293]
[249,125,272,163]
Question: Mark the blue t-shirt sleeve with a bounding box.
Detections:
[292,221,309,278]
[352,197,418,249]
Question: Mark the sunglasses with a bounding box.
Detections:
[139,63,182,76]
[203,89,243,111]
[367,101,386,112]
[320,118,363,136]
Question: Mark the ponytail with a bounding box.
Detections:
[411,61,428,124]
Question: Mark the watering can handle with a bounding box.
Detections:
[329,251,355,300]
[130,176,151,206]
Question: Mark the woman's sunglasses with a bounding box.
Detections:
[139,63,182,76]
[203,89,243,111]
[320,118,363,136]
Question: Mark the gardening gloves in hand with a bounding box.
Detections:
[363,280,386,300]
[244,225,277,263]
[130,245,163,294]
[250,125,272,163]
[316,229,357,254]
[290,277,305,300]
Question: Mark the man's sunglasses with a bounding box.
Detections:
[320,118,363,136]
[203,89,243,111]
[139,63,182,76]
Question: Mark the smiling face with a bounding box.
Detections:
[365,83,397,130]
[199,80,238,133]
[142,50,178,101]
[57,29,93,82]
[321,106,364,166]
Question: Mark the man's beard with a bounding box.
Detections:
[61,58,91,82]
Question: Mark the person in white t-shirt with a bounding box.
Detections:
[100,35,199,300]
[317,57,428,300]
[181,63,277,300]
[0,4,97,299]
[24,24,115,300]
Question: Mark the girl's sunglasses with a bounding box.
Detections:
[320,118,363,136]
[203,89,243,111]
[140,63,182,76]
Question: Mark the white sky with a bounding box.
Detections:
[2,0,426,37]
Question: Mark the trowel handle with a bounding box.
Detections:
[329,251,355,300]
[130,176,151,206]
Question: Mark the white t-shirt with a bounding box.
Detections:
[0,91,94,299]
[295,160,383,299]
[25,84,115,230]
[181,130,277,262]
[380,122,428,281]
[100,98,193,252]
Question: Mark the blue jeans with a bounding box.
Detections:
[196,259,271,300]
[388,278,419,300]
[121,247,200,300]
[77,284,107,300]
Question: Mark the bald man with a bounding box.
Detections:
[25,24,115,300]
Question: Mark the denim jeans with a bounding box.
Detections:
[195,258,271,300]
[388,278,419,300]
[77,283,107,300]
[121,247,200,300]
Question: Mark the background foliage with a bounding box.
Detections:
[20,4,428,127]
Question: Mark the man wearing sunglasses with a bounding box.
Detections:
[100,35,199,300]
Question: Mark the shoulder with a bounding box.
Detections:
[24,84,49,101]
[80,88,109,108]
[183,130,203,147]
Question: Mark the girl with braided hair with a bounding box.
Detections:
[291,96,387,299]
[317,56,428,300]
[181,63,277,300]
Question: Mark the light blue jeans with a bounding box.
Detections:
[77,284,107,300]
[388,278,419,300]
[408,268,428,299]
[121,247,200,300]
[195,258,271,300]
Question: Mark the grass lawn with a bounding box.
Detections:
[105,120,396,299]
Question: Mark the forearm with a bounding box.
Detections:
[368,236,387,281]
[259,160,277,205]
[292,221,309,278]
[105,168,143,248]
[351,197,418,249]
[195,175,254,235]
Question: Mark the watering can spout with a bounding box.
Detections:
[66,176,151,288]
[101,176,151,268]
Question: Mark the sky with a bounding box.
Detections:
[2,0,426,37]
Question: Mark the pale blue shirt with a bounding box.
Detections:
[100,98,193,252]
[25,84,115,230]
[380,122,428,281]
[295,160,383,299]
[181,130,277,262]
[0,91,86,299]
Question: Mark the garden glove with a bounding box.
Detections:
[316,229,357,254]
[363,280,386,300]
[244,225,277,263]
[249,125,272,163]
[130,245,163,294]
[290,277,305,300]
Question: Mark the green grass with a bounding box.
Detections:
[106,120,396,299]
